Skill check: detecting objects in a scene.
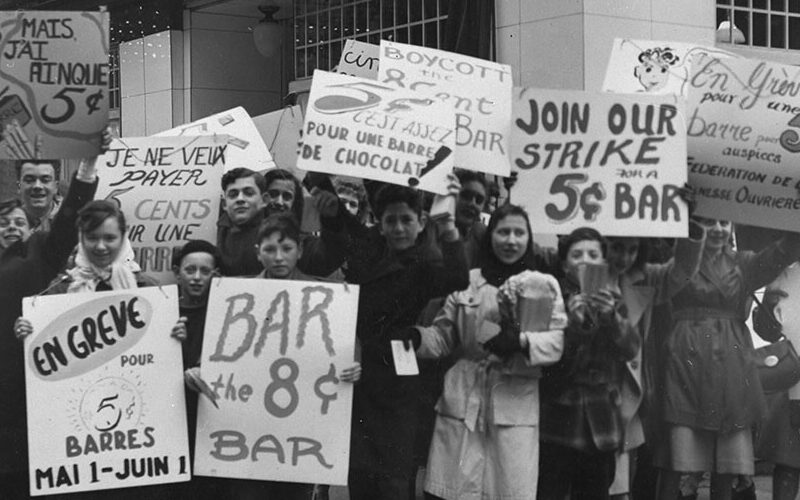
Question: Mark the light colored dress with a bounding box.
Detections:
[417,269,566,500]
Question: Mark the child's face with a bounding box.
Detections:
[563,239,604,282]
[693,216,732,251]
[175,252,216,300]
[257,232,302,279]
[607,237,639,275]
[0,207,30,248]
[224,176,266,226]
[379,202,424,251]
[265,179,296,216]
[491,214,529,264]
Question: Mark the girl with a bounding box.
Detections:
[605,225,704,499]
[655,218,800,500]
[412,204,566,500]
[538,227,640,500]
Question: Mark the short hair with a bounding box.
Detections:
[264,168,305,223]
[557,227,606,263]
[76,200,127,235]
[15,160,61,180]
[171,239,222,269]
[373,184,423,220]
[0,198,25,218]
[221,167,267,193]
[455,169,487,190]
[257,212,301,246]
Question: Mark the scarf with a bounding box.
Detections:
[67,237,141,293]
[480,254,532,288]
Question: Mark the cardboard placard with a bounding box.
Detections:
[252,105,304,178]
[378,41,512,176]
[686,56,800,231]
[0,10,110,158]
[23,286,189,495]
[194,277,359,486]
[297,69,455,194]
[94,136,225,283]
[156,106,276,172]
[510,87,688,237]
[336,39,379,79]
[602,38,736,96]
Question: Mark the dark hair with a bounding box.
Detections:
[455,169,487,190]
[221,167,267,193]
[373,184,423,220]
[0,198,25,218]
[257,212,301,246]
[264,168,305,223]
[607,236,650,272]
[478,204,535,268]
[76,200,127,235]
[557,227,606,263]
[15,160,61,180]
[171,239,222,269]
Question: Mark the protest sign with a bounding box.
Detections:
[95,135,225,283]
[378,40,512,176]
[194,277,359,486]
[156,106,276,172]
[602,38,735,96]
[252,105,304,178]
[511,87,688,237]
[297,69,455,194]
[23,286,189,496]
[0,10,109,158]
[336,39,379,79]
[686,56,800,231]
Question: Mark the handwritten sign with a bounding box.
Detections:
[297,69,454,194]
[194,277,358,485]
[511,87,688,237]
[602,38,736,96]
[156,106,276,172]
[0,10,109,158]
[95,136,225,282]
[686,56,800,230]
[378,40,512,176]
[23,286,189,496]
[336,39,379,79]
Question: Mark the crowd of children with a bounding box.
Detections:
[2,129,800,500]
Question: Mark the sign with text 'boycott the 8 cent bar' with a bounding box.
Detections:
[194,277,359,486]
[23,286,189,496]
[379,41,512,176]
[686,56,800,231]
[0,10,109,158]
[511,87,688,237]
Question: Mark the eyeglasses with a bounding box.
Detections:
[267,189,294,202]
[459,190,485,206]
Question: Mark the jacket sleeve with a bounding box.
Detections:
[739,233,800,293]
[646,233,705,304]
[416,292,460,359]
[44,173,97,269]
[423,239,470,298]
[298,202,355,277]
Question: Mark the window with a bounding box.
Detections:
[716,0,800,50]
[293,0,448,79]
[108,43,120,111]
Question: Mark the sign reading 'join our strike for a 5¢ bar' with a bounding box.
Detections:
[511,87,688,237]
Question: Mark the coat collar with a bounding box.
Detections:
[620,270,655,328]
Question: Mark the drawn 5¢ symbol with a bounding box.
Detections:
[41,87,85,125]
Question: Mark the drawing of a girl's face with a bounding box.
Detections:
[635,58,670,91]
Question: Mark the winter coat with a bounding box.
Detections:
[418,269,566,500]
[0,174,97,474]
[345,226,469,478]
